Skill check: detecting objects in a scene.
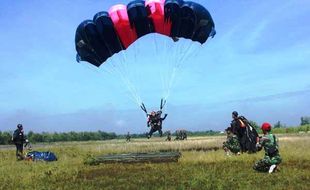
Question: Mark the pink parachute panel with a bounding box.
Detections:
[145,0,171,36]
[108,4,138,48]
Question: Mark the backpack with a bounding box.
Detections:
[26,151,57,161]
[239,116,259,153]
[266,135,279,157]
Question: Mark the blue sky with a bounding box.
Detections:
[0,0,309,133]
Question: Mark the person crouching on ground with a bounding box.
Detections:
[253,122,282,173]
[223,127,241,156]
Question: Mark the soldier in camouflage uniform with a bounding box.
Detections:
[126,132,131,142]
[253,122,282,173]
[223,127,241,155]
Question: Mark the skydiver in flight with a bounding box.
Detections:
[140,99,168,139]
[147,110,168,139]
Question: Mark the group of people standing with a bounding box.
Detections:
[223,111,282,173]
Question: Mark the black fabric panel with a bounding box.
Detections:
[179,3,196,39]
[165,0,216,44]
[164,0,184,37]
[127,0,154,38]
[93,12,124,56]
[75,20,102,66]
[190,2,215,43]
[75,20,110,67]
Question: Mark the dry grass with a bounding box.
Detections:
[0,134,309,190]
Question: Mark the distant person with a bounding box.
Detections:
[223,127,241,156]
[253,122,282,173]
[12,124,28,160]
[147,111,168,138]
[165,131,171,141]
[182,130,187,140]
[174,130,187,140]
[126,132,131,142]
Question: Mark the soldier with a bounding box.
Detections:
[12,124,28,160]
[230,111,247,152]
[223,127,241,156]
[126,132,131,142]
[182,130,187,140]
[165,131,172,141]
[253,122,282,173]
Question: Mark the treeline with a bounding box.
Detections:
[271,124,310,134]
[0,131,117,145]
[247,116,310,134]
[1,123,309,145]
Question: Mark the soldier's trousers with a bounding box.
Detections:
[148,126,163,137]
[223,143,240,154]
[253,155,282,172]
[15,143,24,160]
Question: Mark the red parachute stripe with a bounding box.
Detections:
[109,4,138,48]
[145,0,171,36]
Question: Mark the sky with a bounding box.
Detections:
[0,0,310,134]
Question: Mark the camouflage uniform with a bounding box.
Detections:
[223,134,241,154]
[126,133,131,142]
[253,133,282,172]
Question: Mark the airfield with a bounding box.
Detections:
[1,134,309,189]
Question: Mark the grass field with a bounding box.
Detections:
[0,134,309,190]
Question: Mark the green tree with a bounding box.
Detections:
[300,117,310,126]
[274,121,282,128]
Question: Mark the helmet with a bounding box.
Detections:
[232,111,238,117]
[261,122,271,132]
[151,111,156,115]
[17,124,23,129]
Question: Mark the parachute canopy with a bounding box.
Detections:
[75,0,216,67]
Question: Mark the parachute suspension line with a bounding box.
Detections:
[163,40,200,101]
[162,37,182,101]
[162,37,173,106]
[97,38,142,108]
[79,59,141,106]
[108,55,142,107]
[131,37,143,105]
[161,37,170,106]
[152,33,168,105]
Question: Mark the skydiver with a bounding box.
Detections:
[230,111,247,153]
[231,111,259,153]
[147,111,168,139]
